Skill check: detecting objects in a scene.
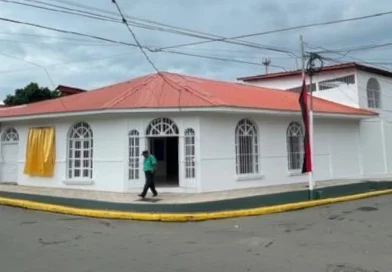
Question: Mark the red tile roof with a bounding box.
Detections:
[238,62,392,81]
[0,72,375,119]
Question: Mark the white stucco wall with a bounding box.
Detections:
[358,118,392,177]
[1,114,201,193]
[356,70,392,118]
[241,68,360,108]
[199,114,362,192]
[4,116,127,192]
[0,111,384,193]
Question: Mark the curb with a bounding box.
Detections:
[1,189,391,222]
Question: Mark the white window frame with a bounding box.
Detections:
[2,128,19,144]
[235,119,259,177]
[366,78,381,109]
[66,122,93,182]
[287,122,304,173]
[129,130,140,180]
[146,117,179,136]
[184,128,196,179]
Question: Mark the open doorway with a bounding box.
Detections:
[149,137,179,187]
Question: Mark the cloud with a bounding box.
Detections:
[0,0,391,100]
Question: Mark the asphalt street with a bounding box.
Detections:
[1,196,391,272]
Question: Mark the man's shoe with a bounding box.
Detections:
[153,193,158,197]
[138,194,145,198]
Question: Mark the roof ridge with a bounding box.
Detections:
[100,74,157,109]
[161,73,226,106]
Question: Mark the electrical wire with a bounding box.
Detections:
[0,31,110,43]
[0,52,56,88]
[310,41,392,54]
[0,52,70,108]
[111,0,235,109]
[162,49,287,71]
[40,0,298,54]
[0,16,291,70]
[1,0,121,23]
[307,43,392,72]
[3,0,299,55]
[0,16,141,48]
[111,0,160,73]
[0,37,128,47]
[0,51,135,74]
[157,10,392,50]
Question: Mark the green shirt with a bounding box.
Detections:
[143,154,157,172]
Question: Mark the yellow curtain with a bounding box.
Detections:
[24,127,55,177]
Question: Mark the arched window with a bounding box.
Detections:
[184,128,196,179]
[287,122,304,171]
[367,78,381,108]
[2,128,19,143]
[146,117,179,136]
[235,119,259,175]
[67,122,93,179]
[129,130,140,180]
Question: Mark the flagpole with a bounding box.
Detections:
[300,35,314,191]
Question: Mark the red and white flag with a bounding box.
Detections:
[298,79,312,173]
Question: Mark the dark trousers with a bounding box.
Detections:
[141,170,157,197]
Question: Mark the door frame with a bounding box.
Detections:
[0,141,19,183]
[146,135,180,188]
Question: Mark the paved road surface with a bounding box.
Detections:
[1,196,391,272]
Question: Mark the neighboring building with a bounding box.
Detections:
[0,72,377,193]
[56,85,86,96]
[239,62,392,179]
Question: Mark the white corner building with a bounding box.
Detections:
[0,66,386,193]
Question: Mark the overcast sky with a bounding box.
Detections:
[0,0,391,100]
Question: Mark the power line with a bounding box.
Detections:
[312,41,392,54]
[0,37,128,47]
[157,10,392,50]
[161,49,287,70]
[111,0,159,72]
[0,16,141,47]
[111,0,227,109]
[42,0,296,52]
[0,16,291,70]
[0,52,56,88]
[307,43,392,72]
[0,51,70,109]
[0,51,135,74]
[3,0,298,55]
[0,0,121,23]
[111,0,288,71]
[0,31,109,43]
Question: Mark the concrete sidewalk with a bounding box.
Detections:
[0,178,385,204]
[1,177,392,221]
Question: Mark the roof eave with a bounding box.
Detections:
[0,106,376,122]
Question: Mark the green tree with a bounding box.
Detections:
[3,82,60,106]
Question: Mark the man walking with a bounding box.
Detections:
[138,150,158,198]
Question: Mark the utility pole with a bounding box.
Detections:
[306,52,324,192]
[300,35,314,192]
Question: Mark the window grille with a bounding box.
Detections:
[235,119,259,175]
[184,128,196,179]
[129,130,140,180]
[366,78,381,109]
[67,122,93,179]
[287,122,304,171]
[2,128,19,143]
